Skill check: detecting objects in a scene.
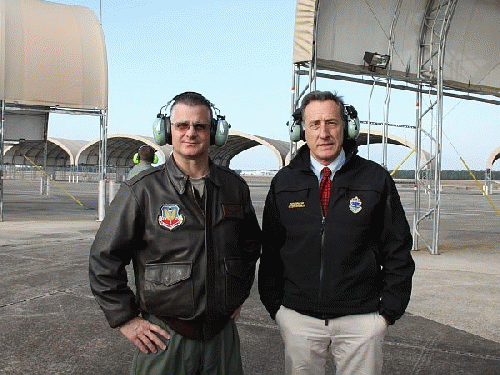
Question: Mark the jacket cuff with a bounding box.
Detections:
[378,304,397,325]
[382,313,395,325]
[107,309,140,329]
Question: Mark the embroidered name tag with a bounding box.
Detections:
[222,203,244,219]
[289,201,305,209]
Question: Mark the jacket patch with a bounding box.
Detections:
[289,201,305,209]
[222,203,244,219]
[158,204,185,230]
[349,196,362,214]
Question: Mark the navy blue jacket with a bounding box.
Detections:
[258,141,414,324]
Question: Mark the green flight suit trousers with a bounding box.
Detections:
[130,315,243,375]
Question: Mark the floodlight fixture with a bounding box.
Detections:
[363,52,390,72]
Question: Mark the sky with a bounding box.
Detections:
[48,0,499,172]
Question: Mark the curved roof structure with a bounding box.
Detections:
[357,129,431,167]
[2,130,432,170]
[0,0,108,110]
[3,138,87,166]
[76,131,290,169]
[210,130,290,168]
[293,0,500,96]
[76,134,172,167]
[285,129,430,167]
[3,132,289,169]
[486,147,500,171]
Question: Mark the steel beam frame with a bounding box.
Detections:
[0,104,108,221]
[413,0,458,255]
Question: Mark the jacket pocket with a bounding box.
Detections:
[224,257,253,313]
[141,262,195,318]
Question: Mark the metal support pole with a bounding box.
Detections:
[382,81,391,169]
[0,100,4,222]
[381,0,400,170]
[367,81,376,160]
[412,90,422,251]
[97,110,108,221]
[41,138,49,196]
[431,57,444,255]
[98,179,106,221]
[485,168,492,195]
[108,179,118,203]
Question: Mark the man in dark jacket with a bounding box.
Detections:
[89,92,261,374]
[258,90,414,375]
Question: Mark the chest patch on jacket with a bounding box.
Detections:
[349,196,362,214]
[158,204,185,230]
[222,203,243,219]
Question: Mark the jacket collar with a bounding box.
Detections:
[165,155,221,195]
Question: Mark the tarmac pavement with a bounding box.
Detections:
[1,178,499,374]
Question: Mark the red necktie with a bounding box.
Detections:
[319,167,331,215]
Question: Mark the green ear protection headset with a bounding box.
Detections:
[152,92,230,147]
[133,145,159,165]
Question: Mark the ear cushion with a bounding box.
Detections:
[164,117,172,145]
[210,118,217,145]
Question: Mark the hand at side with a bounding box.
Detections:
[119,316,170,354]
[231,306,242,321]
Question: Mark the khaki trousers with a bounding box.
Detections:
[130,315,243,375]
[275,306,388,375]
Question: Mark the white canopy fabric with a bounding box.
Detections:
[0,0,108,110]
[293,0,500,96]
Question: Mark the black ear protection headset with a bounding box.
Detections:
[289,102,360,142]
[153,92,230,147]
[133,145,159,165]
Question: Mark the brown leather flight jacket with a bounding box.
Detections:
[89,157,261,338]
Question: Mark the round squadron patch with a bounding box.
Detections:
[349,196,362,214]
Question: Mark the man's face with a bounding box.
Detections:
[170,103,211,162]
[303,99,344,166]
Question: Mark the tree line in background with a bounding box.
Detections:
[391,170,500,180]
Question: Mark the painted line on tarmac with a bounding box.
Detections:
[237,320,500,362]
[237,319,279,331]
[385,340,500,362]
[0,284,90,309]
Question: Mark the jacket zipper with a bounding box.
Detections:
[191,184,205,215]
[203,180,216,322]
[318,215,326,313]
